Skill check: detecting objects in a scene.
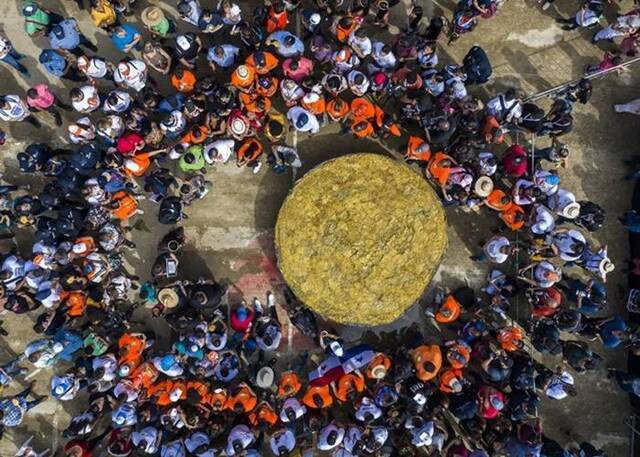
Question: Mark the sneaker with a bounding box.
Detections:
[253,297,264,314]
[252,162,263,174]
[267,292,275,308]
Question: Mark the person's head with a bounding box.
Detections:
[214,46,225,58]
[504,88,517,101]
[381,44,392,55]
[114,26,127,37]
[422,361,436,373]
[437,119,450,131]
[312,393,324,407]
[327,430,339,445]
[232,440,243,453]
[70,88,84,102]
[26,88,38,99]
[284,35,295,47]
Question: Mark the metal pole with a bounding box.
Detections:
[524,56,640,102]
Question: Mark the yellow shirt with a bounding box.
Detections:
[90,2,117,28]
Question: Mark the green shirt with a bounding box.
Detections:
[152,18,171,37]
[179,145,206,172]
[83,333,109,356]
[24,8,50,36]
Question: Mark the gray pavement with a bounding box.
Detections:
[0,0,639,455]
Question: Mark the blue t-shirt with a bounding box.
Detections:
[599,315,628,348]
[40,50,67,77]
[49,19,80,50]
[111,24,140,52]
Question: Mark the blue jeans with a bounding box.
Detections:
[1,49,28,74]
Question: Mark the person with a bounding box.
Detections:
[0,34,29,76]
[111,24,143,53]
[141,6,173,39]
[0,383,47,435]
[48,18,98,57]
[26,84,70,126]
[0,95,40,127]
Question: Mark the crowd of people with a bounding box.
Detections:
[0,0,639,456]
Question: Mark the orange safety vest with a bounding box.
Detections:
[435,295,462,324]
[411,345,442,381]
[406,136,431,162]
[302,385,333,409]
[327,98,350,121]
[277,371,302,398]
[131,362,159,390]
[336,20,358,43]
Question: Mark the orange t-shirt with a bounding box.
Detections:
[111,192,138,220]
[124,152,152,177]
[439,368,464,393]
[447,343,471,370]
[246,53,278,75]
[278,371,302,398]
[411,344,442,381]
[351,97,376,120]
[171,70,197,93]
[435,295,461,324]
[249,401,279,426]
[208,388,229,412]
[406,136,431,162]
[500,204,526,231]
[334,372,366,402]
[302,385,333,409]
[485,189,512,212]
[428,152,454,186]
[327,98,350,121]
[237,138,263,163]
[231,65,257,89]
[226,384,258,413]
[365,353,392,380]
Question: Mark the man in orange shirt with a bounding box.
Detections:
[327,98,350,122]
[410,344,442,381]
[405,136,431,163]
[246,52,279,75]
[236,137,264,173]
[170,68,197,93]
[302,385,333,409]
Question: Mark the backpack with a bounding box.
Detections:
[463,45,492,84]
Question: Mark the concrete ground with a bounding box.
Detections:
[0,0,639,455]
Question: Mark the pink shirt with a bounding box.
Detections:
[26,84,55,110]
[282,57,314,82]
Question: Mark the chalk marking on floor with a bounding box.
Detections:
[25,368,42,381]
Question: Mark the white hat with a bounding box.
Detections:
[474,176,494,197]
[303,92,320,104]
[329,341,344,357]
[599,258,615,274]
[256,366,275,388]
[310,13,321,26]
[72,243,87,254]
[562,202,581,219]
[236,65,250,79]
[370,365,387,380]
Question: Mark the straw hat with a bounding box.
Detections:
[158,287,179,308]
[141,7,165,27]
[230,118,247,136]
[561,202,581,219]
[474,176,494,198]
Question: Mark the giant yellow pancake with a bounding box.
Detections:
[275,153,447,326]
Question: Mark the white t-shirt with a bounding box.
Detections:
[545,371,574,399]
[531,205,556,235]
[270,429,296,454]
[203,139,235,164]
[348,34,372,57]
[72,86,100,113]
[0,95,29,121]
[317,423,345,451]
[114,60,147,92]
[84,57,108,79]
[484,236,510,264]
